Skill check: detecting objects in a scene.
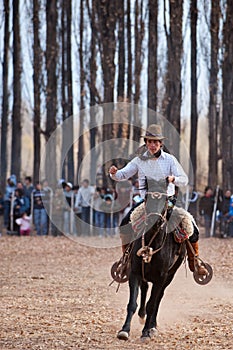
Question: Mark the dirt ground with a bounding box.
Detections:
[1,233,233,350]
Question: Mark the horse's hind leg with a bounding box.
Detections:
[117,273,140,341]
[138,280,148,322]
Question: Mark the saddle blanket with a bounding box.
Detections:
[130,203,195,243]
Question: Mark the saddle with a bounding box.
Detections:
[130,203,194,243]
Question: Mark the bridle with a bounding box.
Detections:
[137,190,169,281]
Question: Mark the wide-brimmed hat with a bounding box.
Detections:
[141,124,165,140]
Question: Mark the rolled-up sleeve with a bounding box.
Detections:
[110,161,138,181]
[171,156,188,187]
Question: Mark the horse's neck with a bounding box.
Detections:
[144,214,167,246]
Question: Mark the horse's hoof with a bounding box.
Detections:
[140,335,151,343]
[141,330,151,343]
[149,327,158,338]
[117,330,129,341]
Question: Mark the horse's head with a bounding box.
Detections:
[145,178,168,224]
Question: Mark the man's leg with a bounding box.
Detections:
[119,201,144,253]
[186,224,208,275]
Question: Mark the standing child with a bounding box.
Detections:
[16,212,31,236]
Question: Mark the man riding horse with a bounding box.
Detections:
[109,124,207,276]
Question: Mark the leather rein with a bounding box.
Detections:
[136,191,168,281]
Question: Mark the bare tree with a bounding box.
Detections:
[61,0,74,183]
[77,0,85,180]
[222,0,233,190]
[127,0,132,101]
[164,0,183,156]
[45,0,58,186]
[117,0,125,101]
[134,0,144,105]
[189,0,198,188]
[208,0,220,188]
[147,0,158,119]
[89,0,99,185]
[0,0,10,190]
[11,0,22,179]
[33,0,42,183]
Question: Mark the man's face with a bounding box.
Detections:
[146,139,162,155]
[83,181,88,188]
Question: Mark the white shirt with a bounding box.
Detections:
[75,186,95,207]
[111,150,188,198]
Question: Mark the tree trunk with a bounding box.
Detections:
[164,0,183,157]
[117,0,125,101]
[33,0,42,184]
[11,0,22,179]
[61,0,74,183]
[127,0,132,101]
[222,0,233,190]
[208,0,220,188]
[0,0,10,191]
[61,0,67,180]
[77,0,84,180]
[189,0,198,189]
[134,0,144,104]
[96,0,117,186]
[66,0,74,183]
[89,0,98,185]
[45,0,58,187]
[147,0,158,118]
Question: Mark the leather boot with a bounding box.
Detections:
[186,241,208,275]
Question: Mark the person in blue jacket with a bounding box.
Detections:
[4,174,17,229]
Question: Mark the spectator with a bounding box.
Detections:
[199,186,214,238]
[4,174,17,229]
[219,189,232,237]
[92,187,106,237]
[75,179,95,235]
[100,194,121,236]
[24,176,34,205]
[33,182,48,236]
[13,188,30,234]
[228,195,233,237]
[62,182,75,234]
[15,212,31,236]
[132,179,140,197]
[42,179,53,235]
[73,185,81,236]
[17,181,24,191]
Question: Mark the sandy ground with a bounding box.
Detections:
[0,233,233,350]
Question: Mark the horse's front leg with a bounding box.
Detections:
[141,275,167,340]
[138,280,149,322]
[149,272,177,333]
[117,272,140,341]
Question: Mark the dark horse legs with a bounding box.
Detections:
[141,272,176,338]
[117,273,140,338]
[138,280,149,320]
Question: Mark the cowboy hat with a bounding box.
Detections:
[141,124,165,140]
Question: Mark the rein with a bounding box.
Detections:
[136,191,168,282]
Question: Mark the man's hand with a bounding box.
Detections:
[109,165,118,175]
[167,176,175,183]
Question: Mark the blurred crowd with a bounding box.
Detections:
[0,174,232,238]
[0,174,143,237]
[198,186,233,238]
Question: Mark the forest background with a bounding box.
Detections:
[0,0,232,193]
